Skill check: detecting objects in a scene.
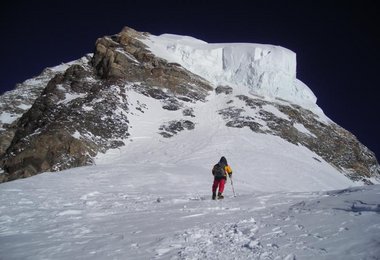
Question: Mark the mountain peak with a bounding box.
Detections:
[142,32,317,109]
[0,26,379,185]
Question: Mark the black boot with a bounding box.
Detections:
[212,192,216,200]
[218,192,224,199]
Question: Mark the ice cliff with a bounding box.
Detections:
[143,34,317,108]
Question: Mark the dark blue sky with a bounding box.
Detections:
[1,1,379,159]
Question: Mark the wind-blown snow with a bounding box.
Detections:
[0,86,378,259]
[142,34,317,109]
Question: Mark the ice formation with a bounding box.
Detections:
[143,34,317,108]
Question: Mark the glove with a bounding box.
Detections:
[228,173,232,178]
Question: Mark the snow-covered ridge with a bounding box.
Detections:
[142,34,317,108]
[0,55,92,128]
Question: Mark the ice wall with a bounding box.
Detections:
[143,33,317,108]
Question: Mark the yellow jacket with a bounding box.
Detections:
[225,165,233,177]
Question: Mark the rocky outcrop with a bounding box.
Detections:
[0,67,67,159]
[159,120,195,138]
[92,26,212,100]
[218,92,380,183]
[0,27,213,182]
[1,62,131,182]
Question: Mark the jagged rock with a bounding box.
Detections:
[220,95,380,182]
[0,65,72,159]
[215,85,233,95]
[3,130,95,181]
[183,108,195,117]
[133,85,183,110]
[0,129,15,156]
[92,26,212,101]
[162,98,182,111]
[159,120,195,138]
[1,61,130,182]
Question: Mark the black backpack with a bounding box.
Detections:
[212,163,225,178]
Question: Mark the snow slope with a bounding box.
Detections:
[0,159,379,259]
[1,86,379,259]
[98,86,354,193]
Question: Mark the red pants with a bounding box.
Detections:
[212,178,226,194]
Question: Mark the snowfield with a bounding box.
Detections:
[1,165,379,259]
[1,87,379,259]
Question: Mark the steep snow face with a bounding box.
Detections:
[142,34,317,108]
[94,86,357,192]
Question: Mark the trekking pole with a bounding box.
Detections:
[230,176,236,197]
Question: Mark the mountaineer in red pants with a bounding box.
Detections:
[212,156,232,200]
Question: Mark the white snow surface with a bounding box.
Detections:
[142,34,317,109]
[1,87,379,259]
[0,112,16,124]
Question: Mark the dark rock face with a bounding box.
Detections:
[159,120,195,138]
[1,63,130,182]
[219,93,380,183]
[0,64,72,159]
[92,26,212,101]
[215,85,233,95]
[183,108,195,117]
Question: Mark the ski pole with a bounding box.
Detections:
[230,177,236,197]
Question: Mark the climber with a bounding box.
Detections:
[211,156,232,200]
